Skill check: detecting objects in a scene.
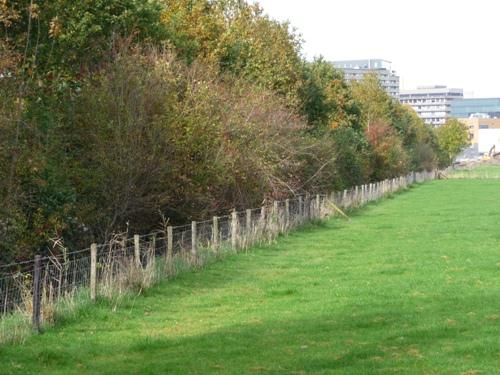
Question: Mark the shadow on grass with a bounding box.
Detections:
[37,301,496,375]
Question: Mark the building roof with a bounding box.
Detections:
[332,59,392,70]
[400,86,463,96]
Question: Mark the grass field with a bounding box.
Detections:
[448,163,500,179]
[1,179,499,374]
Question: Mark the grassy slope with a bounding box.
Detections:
[1,180,500,374]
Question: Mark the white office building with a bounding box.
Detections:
[399,86,463,126]
[478,129,500,154]
[332,59,400,98]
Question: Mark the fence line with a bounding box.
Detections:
[0,170,438,334]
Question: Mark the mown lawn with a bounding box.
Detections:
[1,179,499,374]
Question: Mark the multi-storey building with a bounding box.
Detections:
[399,86,463,126]
[332,59,400,98]
[451,98,500,119]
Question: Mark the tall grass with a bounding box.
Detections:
[447,163,500,179]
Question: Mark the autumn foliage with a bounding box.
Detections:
[0,0,448,265]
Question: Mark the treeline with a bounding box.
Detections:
[0,0,454,264]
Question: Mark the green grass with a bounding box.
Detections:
[1,179,500,374]
[448,163,500,178]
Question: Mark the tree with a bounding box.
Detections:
[435,119,469,164]
[350,74,412,179]
[299,57,361,133]
[390,104,439,171]
[351,73,392,131]
[161,0,304,105]
[0,0,167,80]
[0,0,448,266]
[365,121,409,180]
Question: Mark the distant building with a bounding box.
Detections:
[478,129,500,154]
[332,59,400,98]
[451,98,500,119]
[459,118,500,144]
[399,86,463,126]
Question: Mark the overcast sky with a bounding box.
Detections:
[254,0,500,98]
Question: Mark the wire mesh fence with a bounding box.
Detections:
[0,169,438,335]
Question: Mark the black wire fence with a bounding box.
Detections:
[0,170,438,337]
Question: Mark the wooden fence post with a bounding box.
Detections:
[246,209,252,247]
[151,234,156,256]
[212,216,219,251]
[191,221,197,257]
[316,195,320,218]
[167,226,173,264]
[285,199,290,229]
[134,234,141,268]
[304,197,308,220]
[260,206,266,231]
[3,282,9,315]
[231,210,238,250]
[273,201,279,232]
[298,196,303,221]
[90,243,97,301]
[32,255,42,332]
